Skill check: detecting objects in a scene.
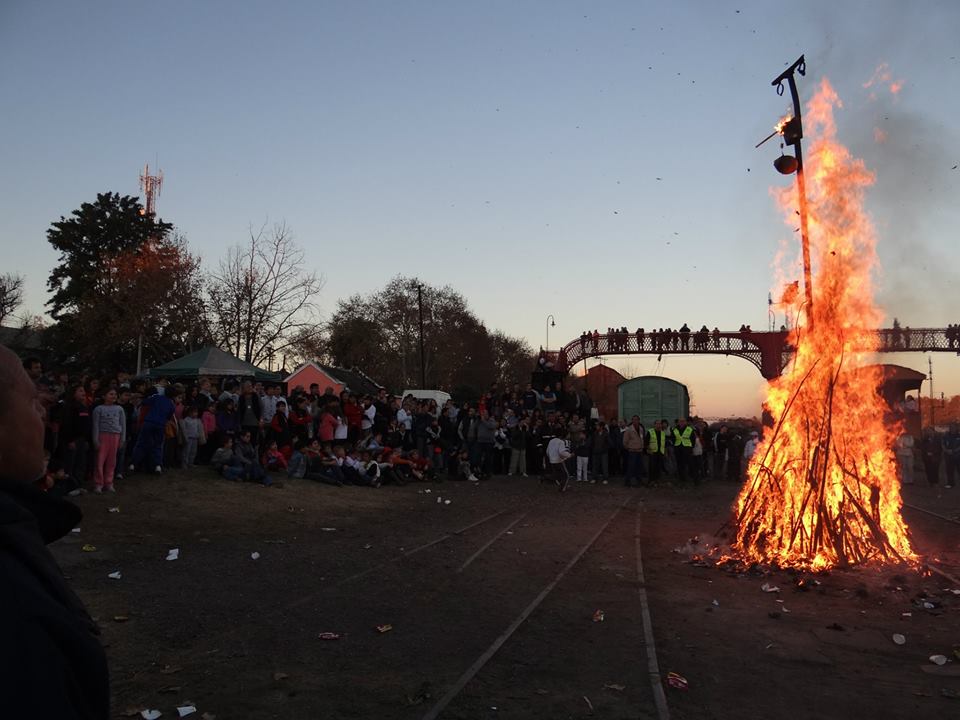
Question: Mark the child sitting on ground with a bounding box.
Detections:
[457,449,479,483]
[305,441,345,486]
[287,437,308,479]
[262,440,287,472]
[406,449,435,482]
[361,450,382,487]
[211,437,244,482]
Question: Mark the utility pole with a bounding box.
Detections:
[763,56,814,327]
[929,356,935,429]
[136,162,164,375]
[417,284,426,389]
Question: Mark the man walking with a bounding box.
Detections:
[546,431,573,492]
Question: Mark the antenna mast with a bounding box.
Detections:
[139,162,163,216]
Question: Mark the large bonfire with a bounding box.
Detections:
[734,78,916,570]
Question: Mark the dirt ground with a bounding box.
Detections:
[51,468,960,720]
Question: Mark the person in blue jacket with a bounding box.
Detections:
[131,384,181,473]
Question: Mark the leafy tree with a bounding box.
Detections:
[46,192,173,320]
[489,330,536,388]
[207,222,324,365]
[0,273,24,325]
[327,276,533,395]
[44,193,206,369]
[79,235,209,370]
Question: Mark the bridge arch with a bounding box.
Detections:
[537,327,956,381]
[543,329,792,380]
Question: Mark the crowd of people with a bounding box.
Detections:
[898,423,960,489]
[570,325,762,358]
[20,353,769,497]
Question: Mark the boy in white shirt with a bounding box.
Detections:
[546,432,573,492]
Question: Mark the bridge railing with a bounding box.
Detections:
[559,330,772,368]
[549,327,957,373]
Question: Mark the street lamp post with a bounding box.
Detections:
[416,284,427,389]
[763,55,815,328]
[546,314,556,351]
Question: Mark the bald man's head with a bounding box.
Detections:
[0,345,47,483]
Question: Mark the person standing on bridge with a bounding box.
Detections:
[672,418,696,484]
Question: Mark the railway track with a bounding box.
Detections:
[123,491,671,719]
[902,501,960,586]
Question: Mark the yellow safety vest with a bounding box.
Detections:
[647,429,666,454]
[673,425,694,448]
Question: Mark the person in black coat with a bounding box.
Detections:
[0,344,109,719]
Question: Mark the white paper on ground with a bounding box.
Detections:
[250,552,260,560]
[108,571,122,580]
[166,549,179,561]
[141,710,162,720]
[177,706,197,717]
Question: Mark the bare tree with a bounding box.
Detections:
[0,273,25,325]
[208,223,324,364]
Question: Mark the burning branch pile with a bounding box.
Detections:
[734,79,916,570]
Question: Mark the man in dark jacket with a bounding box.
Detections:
[131,385,179,473]
[0,344,109,719]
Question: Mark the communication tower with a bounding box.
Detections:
[139,163,163,216]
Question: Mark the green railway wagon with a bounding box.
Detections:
[617,375,690,427]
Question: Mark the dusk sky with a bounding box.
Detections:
[2,0,958,416]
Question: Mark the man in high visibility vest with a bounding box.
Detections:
[647,420,667,483]
[672,417,695,483]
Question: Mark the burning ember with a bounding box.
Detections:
[734,78,917,571]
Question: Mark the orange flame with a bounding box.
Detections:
[734,78,916,570]
[863,63,904,98]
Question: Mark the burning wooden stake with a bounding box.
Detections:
[734,78,916,571]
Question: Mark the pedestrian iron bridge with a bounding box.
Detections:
[539,328,959,380]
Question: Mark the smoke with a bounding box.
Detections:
[844,91,959,326]
[805,5,960,327]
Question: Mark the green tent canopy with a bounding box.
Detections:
[146,346,281,381]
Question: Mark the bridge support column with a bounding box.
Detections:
[755,331,789,381]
